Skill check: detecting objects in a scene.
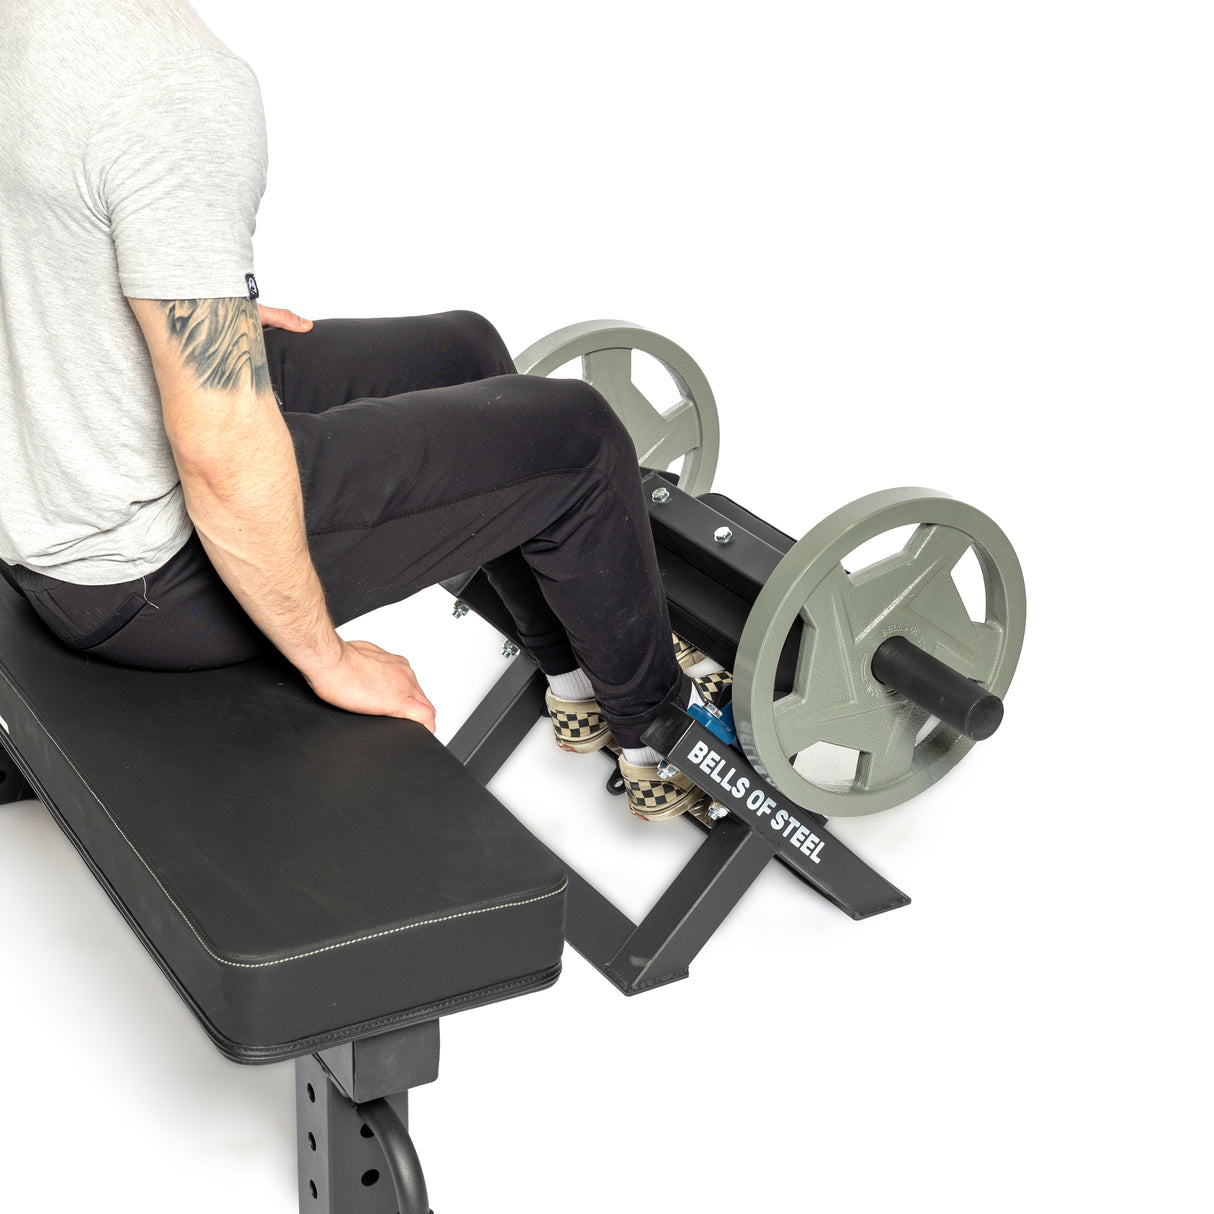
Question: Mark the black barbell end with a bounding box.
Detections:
[870,636,1004,741]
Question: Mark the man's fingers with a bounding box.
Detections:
[392,670,436,731]
[397,698,437,733]
[258,304,313,332]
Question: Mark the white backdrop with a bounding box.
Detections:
[1,2,1209,1211]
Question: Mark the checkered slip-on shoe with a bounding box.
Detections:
[618,757,713,823]
[694,668,733,709]
[673,632,708,671]
[545,690,615,754]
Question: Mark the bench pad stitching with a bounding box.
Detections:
[0,664,567,971]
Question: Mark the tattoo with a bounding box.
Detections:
[159,298,272,396]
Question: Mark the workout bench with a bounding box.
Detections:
[0,319,1025,1211]
[0,576,566,1214]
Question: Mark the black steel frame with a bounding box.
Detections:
[448,651,909,996]
[444,475,911,995]
[297,1019,440,1214]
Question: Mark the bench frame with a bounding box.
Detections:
[1,736,444,1214]
[298,1019,440,1214]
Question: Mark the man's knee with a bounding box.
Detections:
[442,311,515,379]
[581,382,635,457]
[544,378,637,468]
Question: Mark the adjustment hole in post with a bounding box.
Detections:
[360,1124,374,1138]
[309,1180,318,1199]
[361,1169,380,1187]
[306,1083,316,1103]
[307,1132,316,1151]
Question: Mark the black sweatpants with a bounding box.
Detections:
[1,312,682,747]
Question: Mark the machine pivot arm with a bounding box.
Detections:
[644,706,910,920]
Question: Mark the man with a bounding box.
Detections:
[0,0,721,820]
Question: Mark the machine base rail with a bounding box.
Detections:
[449,650,909,994]
[643,706,911,920]
[564,813,773,994]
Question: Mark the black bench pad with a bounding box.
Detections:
[0,583,566,1063]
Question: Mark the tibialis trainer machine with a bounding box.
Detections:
[447,320,1026,996]
[0,318,1024,1212]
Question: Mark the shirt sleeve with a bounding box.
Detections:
[88,49,268,300]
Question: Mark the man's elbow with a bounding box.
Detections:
[166,424,250,502]
[163,393,281,497]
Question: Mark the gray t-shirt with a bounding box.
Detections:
[0,0,268,584]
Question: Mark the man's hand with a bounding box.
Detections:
[258,303,313,332]
[302,639,437,732]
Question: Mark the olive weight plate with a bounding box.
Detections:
[733,488,1025,817]
[513,320,720,495]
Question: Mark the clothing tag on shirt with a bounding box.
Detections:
[246,273,259,300]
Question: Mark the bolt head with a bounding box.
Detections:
[651,487,672,504]
[707,802,730,820]
[656,761,680,781]
[713,526,734,544]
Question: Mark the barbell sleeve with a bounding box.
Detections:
[870,636,1003,741]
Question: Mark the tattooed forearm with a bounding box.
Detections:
[159,298,272,395]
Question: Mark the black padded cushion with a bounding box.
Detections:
[0,582,565,1062]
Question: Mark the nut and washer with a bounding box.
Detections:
[706,802,730,821]
[501,641,520,659]
[656,761,681,781]
[452,600,470,619]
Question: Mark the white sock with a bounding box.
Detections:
[547,668,595,701]
[622,745,661,767]
[623,680,704,769]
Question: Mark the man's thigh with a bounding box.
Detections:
[284,372,634,627]
[262,311,516,415]
[4,535,270,671]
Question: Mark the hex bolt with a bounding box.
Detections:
[656,761,680,781]
[714,526,734,544]
[706,802,730,821]
[501,641,520,659]
[452,600,470,619]
[651,487,672,504]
